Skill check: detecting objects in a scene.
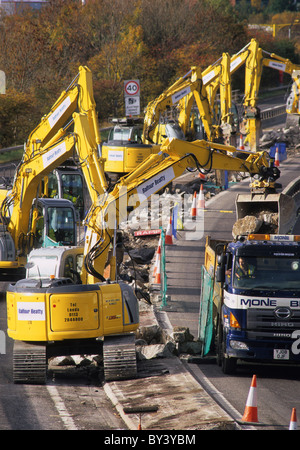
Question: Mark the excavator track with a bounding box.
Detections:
[103,334,137,381]
[13,341,47,384]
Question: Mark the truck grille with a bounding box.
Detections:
[247,308,300,340]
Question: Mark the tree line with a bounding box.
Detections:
[0,0,298,148]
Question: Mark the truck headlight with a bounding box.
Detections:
[229,340,249,350]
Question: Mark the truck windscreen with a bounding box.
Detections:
[233,255,300,290]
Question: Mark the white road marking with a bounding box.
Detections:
[47,385,78,430]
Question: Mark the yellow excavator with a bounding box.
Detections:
[100,39,267,180]
[101,117,160,180]
[7,108,281,383]
[101,44,250,178]
[0,66,108,280]
[143,39,267,147]
[236,40,300,150]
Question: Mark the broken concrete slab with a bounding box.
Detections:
[232,215,263,238]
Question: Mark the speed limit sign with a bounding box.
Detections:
[124,80,140,97]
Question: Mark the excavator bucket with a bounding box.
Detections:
[235,192,296,235]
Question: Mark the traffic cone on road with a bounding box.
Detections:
[289,408,297,430]
[152,241,161,277]
[239,134,245,151]
[198,171,206,181]
[275,147,280,167]
[241,375,258,423]
[165,216,173,245]
[190,191,197,218]
[197,184,205,210]
[154,250,161,284]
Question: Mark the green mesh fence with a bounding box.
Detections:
[198,265,214,356]
[160,227,168,309]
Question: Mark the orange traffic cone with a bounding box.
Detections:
[152,242,161,277]
[138,418,142,430]
[289,408,297,430]
[165,216,173,245]
[275,147,280,167]
[199,171,206,181]
[197,184,205,210]
[190,191,197,218]
[241,375,258,423]
[154,251,161,284]
[239,134,245,150]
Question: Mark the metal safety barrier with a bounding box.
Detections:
[261,104,286,121]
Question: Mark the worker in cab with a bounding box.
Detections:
[235,257,256,280]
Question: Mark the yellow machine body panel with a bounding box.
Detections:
[7,280,139,343]
[50,291,99,333]
[7,291,48,341]
[102,143,160,174]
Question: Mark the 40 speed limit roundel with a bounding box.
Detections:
[124,80,140,96]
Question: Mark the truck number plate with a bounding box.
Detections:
[273,349,289,360]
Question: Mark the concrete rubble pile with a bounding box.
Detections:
[135,301,202,361]
[260,124,300,154]
[232,212,278,238]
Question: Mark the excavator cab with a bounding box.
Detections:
[44,167,85,220]
[30,198,77,248]
[101,118,160,179]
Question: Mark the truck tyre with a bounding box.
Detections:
[221,331,237,375]
[215,320,223,367]
[222,355,237,375]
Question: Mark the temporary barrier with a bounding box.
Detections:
[198,266,214,356]
[160,227,168,309]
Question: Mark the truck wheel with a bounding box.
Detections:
[222,355,237,375]
[221,331,237,375]
[215,326,223,367]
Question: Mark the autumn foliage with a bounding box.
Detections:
[0,0,298,148]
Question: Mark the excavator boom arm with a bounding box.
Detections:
[81,137,278,284]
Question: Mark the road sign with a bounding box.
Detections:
[124,79,140,97]
[125,96,140,116]
[124,79,140,116]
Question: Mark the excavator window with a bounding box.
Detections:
[76,253,83,273]
[107,125,143,143]
[110,126,130,142]
[48,173,59,198]
[34,204,45,247]
[48,206,75,245]
[63,255,75,279]
[61,173,84,215]
[28,255,58,278]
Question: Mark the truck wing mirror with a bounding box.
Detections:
[216,254,226,283]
